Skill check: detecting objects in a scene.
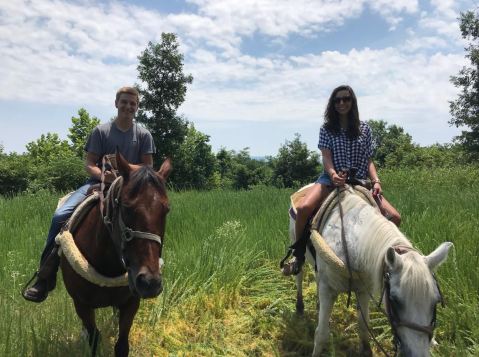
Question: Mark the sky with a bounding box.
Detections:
[0,0,474,156]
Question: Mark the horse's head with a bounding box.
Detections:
[111,150,172,299]
[384,242,453,357]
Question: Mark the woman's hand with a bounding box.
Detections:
[331,172,346,187]
[372,182,382,196]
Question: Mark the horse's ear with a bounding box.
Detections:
[158,157,173,181]
[386,247,403,270]
[116,146,131,182]
[425,242,453,271]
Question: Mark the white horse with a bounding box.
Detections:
[290,187,453,357]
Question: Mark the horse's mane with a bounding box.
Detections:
[126,166,167,198]
[342,192,435,300]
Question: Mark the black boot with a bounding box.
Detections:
[23,278,49,302]
[22,245,60,303]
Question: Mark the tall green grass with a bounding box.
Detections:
[0,167,478,356]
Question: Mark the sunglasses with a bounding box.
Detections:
[333,96,352,104]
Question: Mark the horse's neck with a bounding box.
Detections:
[74,203,126,276]
[343,195,412,279]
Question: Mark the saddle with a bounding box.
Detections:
[282,167,379,274]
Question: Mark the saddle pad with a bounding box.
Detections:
[55,191,129,287]
[61,192,101,233]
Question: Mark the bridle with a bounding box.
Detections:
[100,156,163,271]
[336,186,445,356]
[382,264,445,354]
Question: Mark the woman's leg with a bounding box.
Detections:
[282,183,332,276]
[295,183,332,242]
[380,196,401,228]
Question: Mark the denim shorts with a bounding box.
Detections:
[315,170,332,186]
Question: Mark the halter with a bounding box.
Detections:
[382,264,445,353]
[100,156,163,270]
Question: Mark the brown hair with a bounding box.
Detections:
[116,87,140,104]
[324,85,361,139]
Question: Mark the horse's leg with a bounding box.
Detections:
[295,269,305,316]
[356,291,372,357]
[73,301,100,356]
[312,283,335,357]
[114,296,140,357]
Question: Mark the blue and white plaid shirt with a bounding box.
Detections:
[318,122,373,179]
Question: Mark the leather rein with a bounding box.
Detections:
[99,156,163,271]
[336,186,445,356]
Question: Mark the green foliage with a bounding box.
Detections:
[68,108,100,159]
[366,119,469,169]
[218,148,274,190]
[25,132,72,163]
[8,110,98,194]
[0,153,31,195]
[366,119,415,169]
[449,10,479,161]
[135,34,194,164]
[170,124,217,190]
[28,155,88,193]
[267,133,321,188]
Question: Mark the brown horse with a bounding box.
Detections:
[60,151,172,357]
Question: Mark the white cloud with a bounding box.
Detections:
[0,0,469,153]
[400,36,448,52]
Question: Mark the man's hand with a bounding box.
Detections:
[105,154,117,169]
[104,170,117,184]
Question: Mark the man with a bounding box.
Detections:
[24,87,156,302]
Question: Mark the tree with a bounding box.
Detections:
[26,133,72,162]
[366,120,415,169]
[449,10,479,160]
[267,133,321,188]
[171,124,217,190]
[68,108,100,159]
[0,153,31,195]
[135,34,194,166]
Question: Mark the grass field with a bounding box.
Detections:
[0,167,478,356]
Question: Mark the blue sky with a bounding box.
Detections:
[0,0,473,156]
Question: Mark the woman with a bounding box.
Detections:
[282,85,401,276]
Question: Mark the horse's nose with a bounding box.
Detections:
[135,273,162,298]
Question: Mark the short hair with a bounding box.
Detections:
[116,87,140,104]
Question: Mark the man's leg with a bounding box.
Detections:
[24,179,99,302]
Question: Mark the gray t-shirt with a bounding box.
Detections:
[84,122,156,169]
